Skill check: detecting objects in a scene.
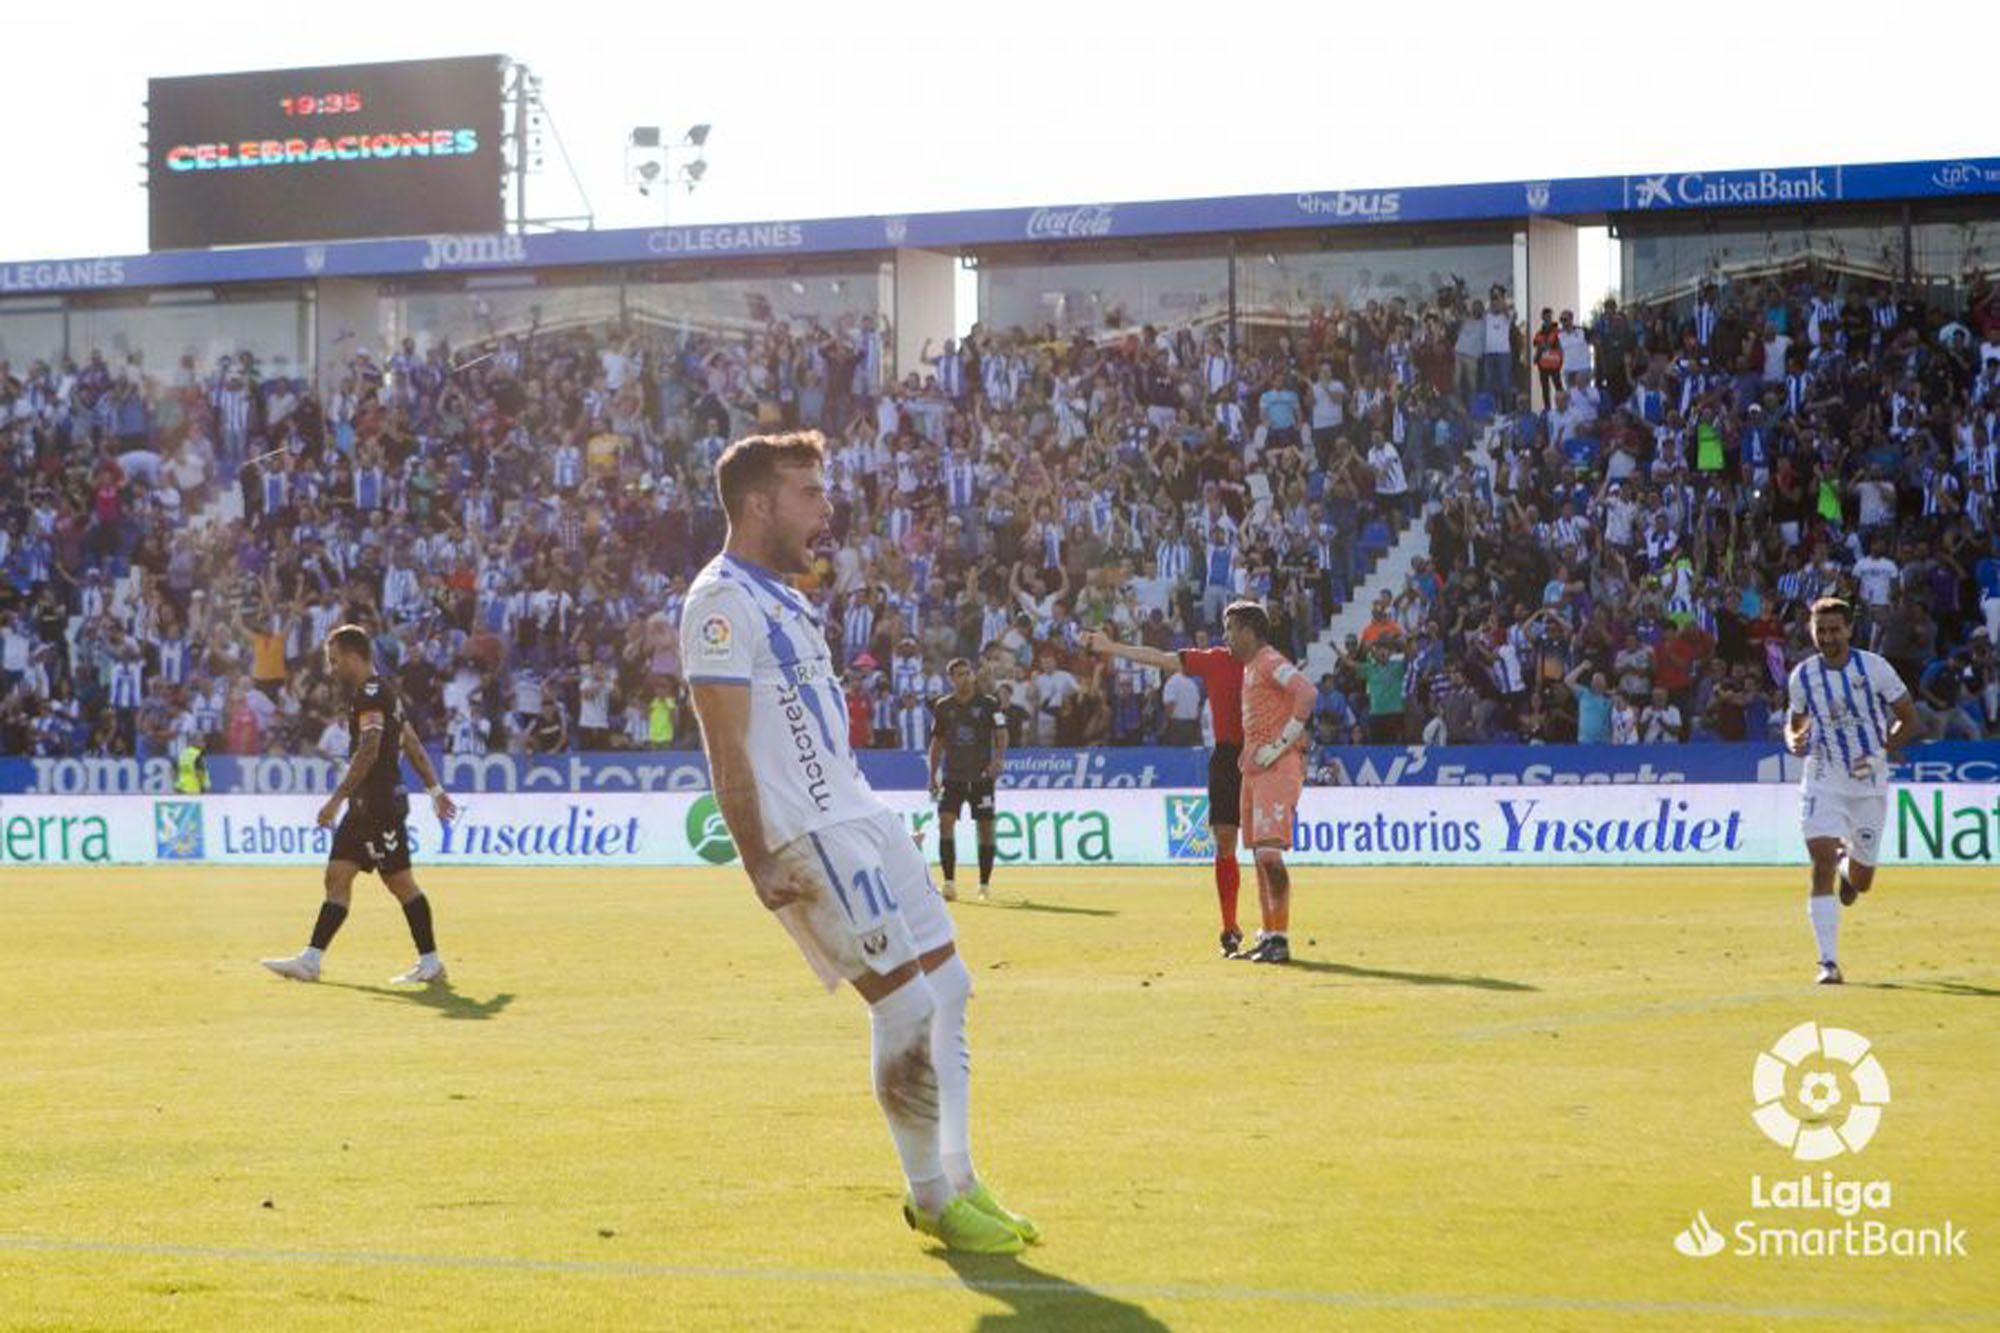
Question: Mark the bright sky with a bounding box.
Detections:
[3,0,1995,304]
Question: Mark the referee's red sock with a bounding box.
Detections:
[1214,851,1241,932]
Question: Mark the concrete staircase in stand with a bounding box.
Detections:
[1302,419,1507,681]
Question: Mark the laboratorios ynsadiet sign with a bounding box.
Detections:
[6,785,1997,868]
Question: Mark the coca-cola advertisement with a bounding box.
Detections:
[1024,205,1117,240]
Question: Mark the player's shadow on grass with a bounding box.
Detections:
[1856,979,2000,998]
[1283,959,1538,992]
[997,901,1119,918]
[934,1250,1171,1332]
[322,981,517,1021]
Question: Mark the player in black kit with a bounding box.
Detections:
[262,624,459,985]
[927,658,1008,902]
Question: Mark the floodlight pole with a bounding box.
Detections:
[511,65,529,232]
[505,59,597,234]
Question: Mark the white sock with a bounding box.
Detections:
[926,955,977,1194]
[300,946,324,965]
[1808,895,1840,964]
[419,951,439,965]
[869,977,948,1214]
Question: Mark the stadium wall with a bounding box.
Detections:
[8,744,2000,796]
[11,786,1998,869]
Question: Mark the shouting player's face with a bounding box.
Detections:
[1810,610,1852,660]
[760,462,834,575]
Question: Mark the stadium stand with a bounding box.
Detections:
[3,268,1997,762]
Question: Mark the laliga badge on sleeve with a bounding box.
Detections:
[697,613,734,662]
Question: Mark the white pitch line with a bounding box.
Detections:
[0,1236,1989,1324]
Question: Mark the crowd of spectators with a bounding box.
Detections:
[1306,272,2000,755]
[0,270,1495,761]
[3,264,1996,766]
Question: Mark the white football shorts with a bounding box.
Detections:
[1800,786,1888,866]
[769,811,955,991]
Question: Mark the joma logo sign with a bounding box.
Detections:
[421,234,529,271]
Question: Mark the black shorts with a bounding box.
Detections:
[330,793,412,876]
[1208,744,1243,829]
[938,779,997,820]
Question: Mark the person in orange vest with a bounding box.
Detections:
[1533,308,1565,410]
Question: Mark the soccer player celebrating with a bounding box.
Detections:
[1226,601,1317,964]
[681,432,1035,1254]
[928,659,1007,902]
[262,625,458,985]
[1086,625,1249,957]
[1784,597,1919,985]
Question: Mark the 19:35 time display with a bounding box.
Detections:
[280,92,363,116]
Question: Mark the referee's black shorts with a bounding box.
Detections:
[1208,743,1243,830]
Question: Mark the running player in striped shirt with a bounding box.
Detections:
[1227,601,1317,965]
[1784,598,1919,985]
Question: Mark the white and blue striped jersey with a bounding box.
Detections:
[980,605,1011,651]
[944,460,978,510]
[1787,649,1908,795]
[109,658,144,709]
[681,552,881,850]
[932,350,964,399]
[156,636,188,686]
[842,601,875,665]
[897,701,930,751]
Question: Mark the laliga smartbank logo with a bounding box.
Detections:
[1670,1023,1965,1261]
[1751,1020,1889,1160]
[1671,1211,1726,1258]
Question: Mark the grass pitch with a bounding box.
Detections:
[2,863,1997,1332]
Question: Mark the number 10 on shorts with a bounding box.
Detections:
[851,867,898,917]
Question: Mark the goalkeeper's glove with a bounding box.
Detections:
[1253,717,1306,769]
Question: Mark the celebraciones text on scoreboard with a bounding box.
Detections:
[161,128,481,172]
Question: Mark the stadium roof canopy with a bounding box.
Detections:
[4,154,1996,297]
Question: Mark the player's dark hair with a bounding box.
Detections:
[325,624,373,662]
[1808,596,1854,624]
[715,431,827,521]
[1223,600,1272,644]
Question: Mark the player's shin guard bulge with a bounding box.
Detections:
[926,954,976,1193]
[870,977,948,1214]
